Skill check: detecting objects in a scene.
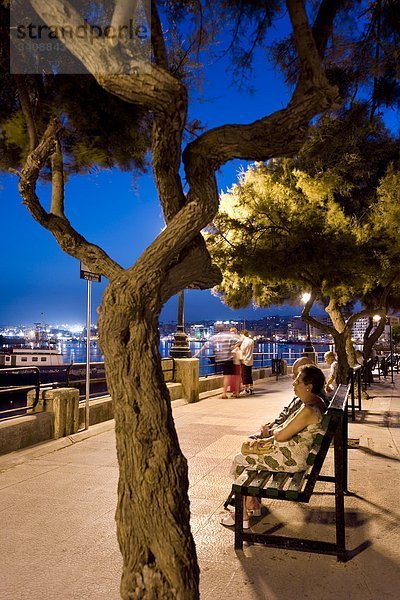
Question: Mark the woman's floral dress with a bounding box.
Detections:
[231,401,326,478]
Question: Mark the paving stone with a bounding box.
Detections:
[0,374,399,599]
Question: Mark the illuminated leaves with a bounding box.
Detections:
[210,115,400,315]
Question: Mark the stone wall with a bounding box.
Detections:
[0,366,288,455]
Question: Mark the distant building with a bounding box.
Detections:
[159,322,177,336]
[352,317,370,341]
[288,317,306,339]
[189,324,213,339]
[310,316,333,342]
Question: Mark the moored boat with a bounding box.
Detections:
[0,347,64,368]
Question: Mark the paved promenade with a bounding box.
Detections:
[1,374,399,599]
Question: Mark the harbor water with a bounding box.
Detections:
[57,340,331,367]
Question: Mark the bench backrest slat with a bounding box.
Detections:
[303,385,348,498]
[306,427,331,466]
[231,384,349,501]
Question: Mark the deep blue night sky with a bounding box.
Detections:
[2,19,399,327]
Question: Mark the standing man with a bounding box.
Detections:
[194,325,240,398]
[240,329,255,394]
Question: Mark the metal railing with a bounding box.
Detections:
[253,351,275,369]
[65,362,108,400]
[65,358,176,397]
[198,349,331,377]
[279,350,327,364]
[198,351,276,377]
[0,367,41,419]
[0,358,176,418]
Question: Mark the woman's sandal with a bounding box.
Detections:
[220,512,249,529]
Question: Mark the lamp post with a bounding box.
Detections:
[170,290,192,358]
[301,292,315,353]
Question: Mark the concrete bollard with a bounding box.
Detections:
[174,359,199,403]
[27,388,80,439]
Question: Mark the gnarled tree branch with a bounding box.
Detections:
[301,292,336,335]
[18,120,122,279]
[50,136,65,217]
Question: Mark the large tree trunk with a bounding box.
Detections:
[345,335,357,369]
[325,299,356,383]
[332,332,351,384]
[99,278,199,599]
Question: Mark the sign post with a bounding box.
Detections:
[80,262,101,430]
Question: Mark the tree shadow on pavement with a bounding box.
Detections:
[350,445,400,461]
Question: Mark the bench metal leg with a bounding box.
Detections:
[342,406,349,493]
[334,423,347,561]
[224,490,234,510]
[234,492,244,550]
[350,383,356,422]
[356,369,362,411]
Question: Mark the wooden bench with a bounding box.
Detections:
[230,384,350,561]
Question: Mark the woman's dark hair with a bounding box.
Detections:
[298,365,327,403]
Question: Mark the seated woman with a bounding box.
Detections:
[221,364,327,529]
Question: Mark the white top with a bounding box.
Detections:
[327,360,338,393]
[240,336,254,366]
[329,360,338,381]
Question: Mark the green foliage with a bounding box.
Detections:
[372,166,400,238]
[271,1,400,113]
[0,0,151,177]
[1,110,29,163]
[209,111,400,315]
[295,105,399,218]
[0,73,151,176]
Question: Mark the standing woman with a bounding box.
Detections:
[240,329,255,394]
[229,327,242,398]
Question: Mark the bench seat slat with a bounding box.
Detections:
[232,470,259,492]
[247,471,274,494]
[265,472,290,496]
[285,470,308,499]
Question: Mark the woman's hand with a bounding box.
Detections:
[247,435,274,449]
[260,423,271,437]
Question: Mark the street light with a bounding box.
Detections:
[301,292,315,353]
[170,290,192,358]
